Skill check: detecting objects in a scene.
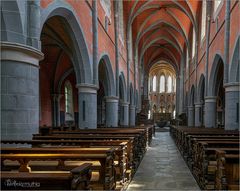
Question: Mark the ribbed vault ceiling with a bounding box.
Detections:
[124,0,201,73]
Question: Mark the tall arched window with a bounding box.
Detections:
[201,0,206,41]
[64,81,74,119]
[167,76,172,93]
[159,75,165,93]
[192,30,196,58]
[152,75,156,92]
[214,0,222,14]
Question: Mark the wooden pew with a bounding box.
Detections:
[49,129,148,153]
[185,137,239,163]
[1,148,116,190]
[1,145,128,184]
[195,147,239,189]
[39,125,154,146]
[32,126,152,183]
[169,126,240,190]
[37,126,153,164]
[1,163,92,190]
[2,139,135,184]
[215,150,239,190]
[1,139,133,181]
[170,126,240,151]
[32,134,142,172]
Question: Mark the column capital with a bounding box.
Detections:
[205,96,217,102]
[120,101,129,106]
[105,96,119,103]
[187,106,194,110]
[194,103,202,107]
[76,83,98,94]
[1,41,44,67]
[130,105,136,109]
[224,82,240,92]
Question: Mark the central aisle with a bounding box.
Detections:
[127,131,200,190]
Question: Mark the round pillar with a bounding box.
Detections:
[187,106,195,127]
[105,96,119,127]
[97,105,102,125]
[77,84,98,129]
[129,105,136,127]
[1,42,43,139]
[120,101,129,127]
[204,96,217,128]
[52,94,62,127]
[224,82,240,130]
[194,103,202,127]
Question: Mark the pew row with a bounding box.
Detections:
[32,134,144,172]
[170,126,239,190]
[1,148,116,190]
[1,163,92,190]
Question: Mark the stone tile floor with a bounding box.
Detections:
[126,132,200,191]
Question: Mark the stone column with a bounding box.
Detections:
[194,103,202,127]
[143,75,148,99]
[224,82,240,130]
[1,42,43,139]
[105,96,119,127]
[120,101,129,126]
[204,96,217,128]
[27,0,41,49]
[175,76,180,115]
[179,55,185,114]
[56,94,62,126]
[187,106,195,127]
[52,94,62,127]
[126,32,131,103]
[202,104,205,126]
[77,84,98,129]
[205,1,212,97]
[114,1,119,96]
[129,105,136,126]
[223,0,230,84]
[97,105,102,125]
[101,102,105,125]
[52,95,57,127]
[92,0,98,85]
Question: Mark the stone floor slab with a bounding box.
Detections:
[126,131,200,191]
